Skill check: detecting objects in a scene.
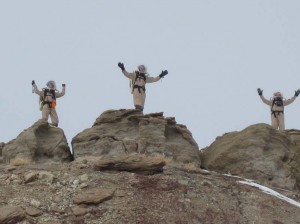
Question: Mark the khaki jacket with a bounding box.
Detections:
[122,70,161,87]
[33,84,65,102]
[260,95,296,112]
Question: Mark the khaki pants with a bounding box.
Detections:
[41,104,59,126]
[133,88,146,110]
[271,112,285,130]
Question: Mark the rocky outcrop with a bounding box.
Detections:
[0,206,25,224]
[1,117,300,223]
[72,109,200,166]
[2,121,73,164]
[201,123,300,192]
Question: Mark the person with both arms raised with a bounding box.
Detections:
[32,80,66,127]
[257,88,300,130]
[118,62,168,111]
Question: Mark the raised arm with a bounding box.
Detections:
[283,90,300,106]
[32,80,44,96]
[257,88,271,105]
[260,95,271,105]
[55,84,66,98]
[283,96,296,106]
[122,70,136,79]
[118,62,135,79]
[146,76,161,83]
[147,70,168,83]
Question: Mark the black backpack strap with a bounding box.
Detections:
[133,85,146,93]
[135,71,139,83]
[271,99,275,112]
[135,71,146,83]
[50,89,56,100]
[42,88,47,100]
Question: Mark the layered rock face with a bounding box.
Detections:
[72,109,200,166]
[201,123,300,192]
[2,121,73,164]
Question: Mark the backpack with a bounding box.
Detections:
[129,71,147,94]
[271,97,286,117]
[39,88,56,110]
[272,97,283,107]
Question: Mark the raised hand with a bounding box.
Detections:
[257,88,263,96]
[118,62,125,71]
[159,70,168,78]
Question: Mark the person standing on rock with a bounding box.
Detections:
[32,80,66,127]
[257,88,300,130]
[118,62,168,111]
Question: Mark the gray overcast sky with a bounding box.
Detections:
[1,0,300,149]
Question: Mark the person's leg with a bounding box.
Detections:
[271,114,279,130]
[41,105,50,122]
[141,92,146,110]
[133,90,144,111]
[50,108,59,127]
[278,113,285,130]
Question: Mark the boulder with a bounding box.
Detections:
[72,109,200,166]
[25,206,43,217]
[0,206,25,224]
[94,154,166,175]
[73,188,114,205]
[71,206,91,216]
[2,121,73,164]
[201,123,300,192]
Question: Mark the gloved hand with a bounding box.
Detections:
[62,84,66,87]
[257,88,263,96]
[159,70,168,78]
[32,80,35,85]
[118,62,125,71]
[295,89,300,97]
